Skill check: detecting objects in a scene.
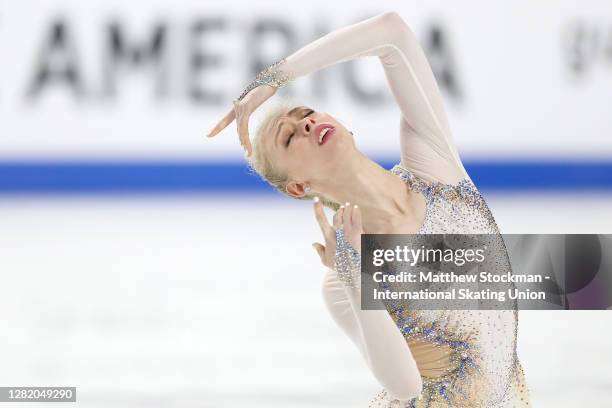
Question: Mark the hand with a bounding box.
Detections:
[312,198,363,269]
[206,85,277,157]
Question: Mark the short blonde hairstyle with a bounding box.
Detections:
[247,98,340,212]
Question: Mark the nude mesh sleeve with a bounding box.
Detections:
[321,267,422,401]
[268,11,479,401]
[277,11,470,185]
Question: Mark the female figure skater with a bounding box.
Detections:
[207,12,530,407]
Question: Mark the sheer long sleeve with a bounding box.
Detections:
[321,267,422,400]
[274,10,478,402]
[276,11,469,185]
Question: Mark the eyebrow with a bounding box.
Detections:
[274,106,306,148]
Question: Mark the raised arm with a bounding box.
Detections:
[277,11,469,184]
[211,12,469,183]
[313,199,422,401]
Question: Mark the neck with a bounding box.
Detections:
[319,153,415,233]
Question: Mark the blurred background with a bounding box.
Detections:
[1,0,611,406]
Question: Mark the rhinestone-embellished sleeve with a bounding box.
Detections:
[333,228,361,288]
[321,269,423,402]
[235,59,293,102]
[320,227,423,401]
[252,12,469,185]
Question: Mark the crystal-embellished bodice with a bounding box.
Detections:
[390,164,499,235]
[236,11,532,408]
[367,164,531,408]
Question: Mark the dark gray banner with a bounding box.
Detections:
[360,234,612,310]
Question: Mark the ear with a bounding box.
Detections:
[286,180,309,198]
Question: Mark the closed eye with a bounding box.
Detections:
[286,109,315,147]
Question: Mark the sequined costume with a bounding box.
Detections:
[365,164,531,407]
[327,161,531,407]
[240,11,530,407]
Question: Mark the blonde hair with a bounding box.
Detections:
[247,98,341,212]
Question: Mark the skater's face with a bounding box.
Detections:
[263,106,355,197]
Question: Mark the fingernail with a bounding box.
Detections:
[340,205,344,209]
[345,202,350,206]
[354,205,358,208]
[313,196,320,203]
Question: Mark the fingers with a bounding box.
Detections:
[341,202,362,252]
[312,242,325,262]
[352,204,362,231]
[238,119,253,157]
[313,197,333,240]
[235,102,253,157]
[334,202,361,231]
[205,102,252,157]
[333,205,344,229]
[342,202,353,229]
[207,108,235,138]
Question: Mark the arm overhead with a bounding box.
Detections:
[276,11,469,185]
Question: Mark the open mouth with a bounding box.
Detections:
[315,124,335,145]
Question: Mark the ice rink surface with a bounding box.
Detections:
[1,192,612,407]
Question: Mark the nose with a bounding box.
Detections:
[301,117,315,137]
